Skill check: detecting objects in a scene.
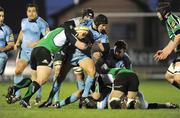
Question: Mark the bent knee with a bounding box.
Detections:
[15,69,23,75]
[86,68,96,77]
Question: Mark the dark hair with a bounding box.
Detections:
[82,8,94,18]
[0,7,4,12]
[156,2,171,17]
[94,14,108,27]
[114,40,127,51]
[26,3,38,12]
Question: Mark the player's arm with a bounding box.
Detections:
[65,28,88,50]
[154,34,180,61]
[27,38,43,48]
[0,32,14,52]
[14,30,23,50]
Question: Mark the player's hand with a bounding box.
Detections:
[14,43,20,50]
[27,42,36,48]
[0,48,4,52]
[154,50,168,61]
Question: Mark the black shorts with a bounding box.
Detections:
[30,47,53,70]
[114,72,139,94]
[91,76,112,101]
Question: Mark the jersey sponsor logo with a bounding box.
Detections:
[114,85,123,88]
[9,34,14,41]
[42,59,49,64]
[170,21,177,29]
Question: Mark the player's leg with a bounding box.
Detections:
[108,90,125,109]
[39,61,71,108]
[20,47,52,108]
[53,76,60,103]
[20,66,51,108]
[13,50,29,98]
[0,53,8,75]
[59,90,82,108]
[172,62,180,89]
[31,70,42,105]
[73,66,85,92]
[53,52,66,104]
[147,102,179,109]
[126,73,139,109]
[79,58,95,98]
[56,67,85,108]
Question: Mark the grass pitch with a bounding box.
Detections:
[0,80,180,118]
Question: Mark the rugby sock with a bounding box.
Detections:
[36,87,42,98]
[60,94,78,107]
[47,80,61,103]
[14,75,24,97]
[137,92,145,103]
[14,78,32,94]
[82,76,94,97]
[23,81,40,103]
[148,103,167,109]
[54,80,60,102]
[172,81,180,89]
[97,95,108,109]
[76,80,85,90]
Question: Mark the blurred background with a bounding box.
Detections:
[1,0,180,81]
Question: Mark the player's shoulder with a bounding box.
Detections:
[37,17,47,23]
[1,24,12,32]
[71,17,82,21]
[21,18,28,23]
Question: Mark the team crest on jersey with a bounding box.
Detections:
[170,21,177,29]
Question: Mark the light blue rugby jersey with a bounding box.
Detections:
[0,24,14,48]
[21,16,49,52]
[90,27,109,43]
[76,18,109,43]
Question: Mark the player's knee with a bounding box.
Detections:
[74,90,83,98]
[15,68,23,75]
[37,78,47,85]
[86,67,96,77]
[165,73,172,81]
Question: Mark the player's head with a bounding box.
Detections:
[74,26,93,43]
[114,40,127,59]
[26,3,38,21]
[0,7,5,25]
[156,2,171,22]
[82,8,94,20]
[94,14,108,33]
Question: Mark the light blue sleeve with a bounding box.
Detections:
[5,26,14,43]
[38,18,49,36]
[99,34,109,43]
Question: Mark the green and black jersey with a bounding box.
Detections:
[166,14,180,53]
[37,27,67,54]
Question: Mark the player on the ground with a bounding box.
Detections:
[0,7,14,76]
